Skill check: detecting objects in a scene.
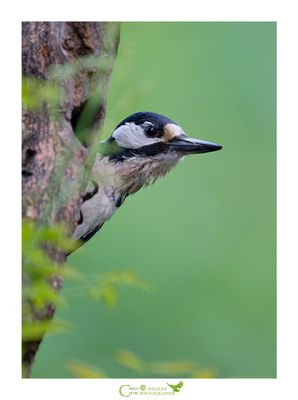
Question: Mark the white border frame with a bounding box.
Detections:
[1,1,297,399]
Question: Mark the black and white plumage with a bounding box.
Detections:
[73,112,222,245]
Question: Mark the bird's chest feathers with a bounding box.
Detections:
[73,153,180,241]
[82,185,118,224]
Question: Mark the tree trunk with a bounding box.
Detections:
[22,21,120,377]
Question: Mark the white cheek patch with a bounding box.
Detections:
[112,122,160,149]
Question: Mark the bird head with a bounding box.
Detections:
[99,111,222,189]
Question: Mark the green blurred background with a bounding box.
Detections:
[32,22,276,378]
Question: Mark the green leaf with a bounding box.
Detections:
[190,368,216,378]
[116,349,146,373]
[22,320,70,341]
[22,78,63,111]
[89,270,151,308]
[90,285,118,308]
[149,361,199,375]
[23,281,66,311]
[66,360,108,378]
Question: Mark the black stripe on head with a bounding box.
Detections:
[109,142,168,162]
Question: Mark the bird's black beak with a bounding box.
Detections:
[168,136,222,154]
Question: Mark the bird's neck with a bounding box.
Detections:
[92,153,181,197]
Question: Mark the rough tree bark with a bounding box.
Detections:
[22,22,120,377]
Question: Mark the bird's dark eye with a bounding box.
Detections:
[144,125,159,138]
